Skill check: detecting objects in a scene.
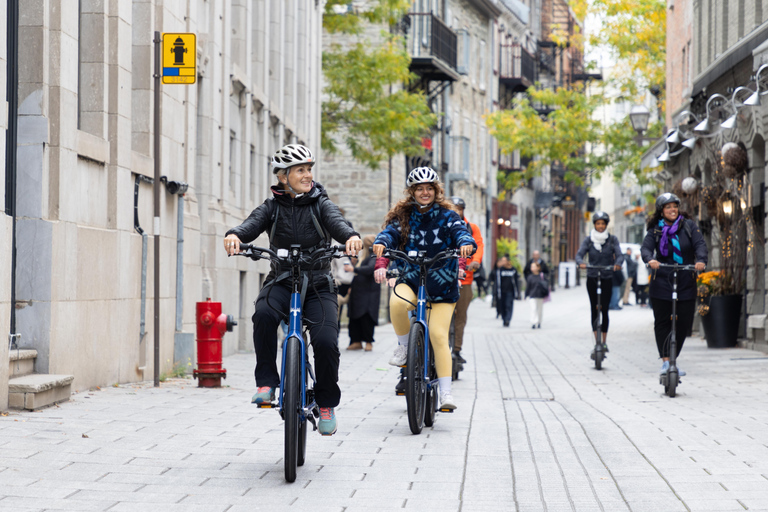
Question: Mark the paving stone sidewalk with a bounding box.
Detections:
[2,286,768,511]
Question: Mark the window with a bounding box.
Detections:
[457,29,470,75]
[479,40,486,89]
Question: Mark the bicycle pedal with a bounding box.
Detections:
[395,391,405,396]
[256,402,276,409]
[439,407,455,413]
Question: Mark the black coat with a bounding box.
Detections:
[641,217,708,301]
[348,255,380,323]
[493,267,520,299]
[574,234,623,279]
[525,273,549,299]
[225,182,359,286]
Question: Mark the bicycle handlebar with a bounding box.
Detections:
[653,262,700,271]
[236,243,346,264]
[382,248,460,268]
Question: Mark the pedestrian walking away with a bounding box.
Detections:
[346,235,381,352]
[525,262,549,329]
[623,247,637,305]
[575,211,623,354]
[223,143,362,436]
[448,196,484,365]
[373,167,476,411]
[493,256,521,327]
[641,192,707,378]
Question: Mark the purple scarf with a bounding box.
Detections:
[659,217,682,261]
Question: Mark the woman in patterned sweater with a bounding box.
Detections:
[372,167,476,411]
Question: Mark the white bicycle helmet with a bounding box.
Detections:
[271,144,314,173]
[406,167,439,187]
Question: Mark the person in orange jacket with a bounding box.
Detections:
[449,197,484,365]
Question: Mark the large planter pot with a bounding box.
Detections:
[700,294,742,348]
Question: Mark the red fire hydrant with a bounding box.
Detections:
[193,298,237,387]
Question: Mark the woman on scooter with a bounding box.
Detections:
[575,211,623,355]
[372,167,476,411]
[641,193,707,377]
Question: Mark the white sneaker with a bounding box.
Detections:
[439,392,456,410]
[388,345,408,366]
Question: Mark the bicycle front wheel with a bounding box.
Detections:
[424,344,437,427]
[405,322,427,435]
[297,362,309,467]
[283,336,301,482]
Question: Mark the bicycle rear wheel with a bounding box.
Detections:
[406,322,427,435]
[283,336,301,482]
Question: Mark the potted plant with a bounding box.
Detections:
[694,143,761,347]
[697,270,742,348]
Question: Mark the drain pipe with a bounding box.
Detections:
[6,0,20,351]
[175,194,184,332]
[133,174,153,371]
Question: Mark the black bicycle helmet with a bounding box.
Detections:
[655,192,681,213]
[450,196,466,209]
[592,211,610,224]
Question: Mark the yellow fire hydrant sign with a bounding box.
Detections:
[162,33,196,84]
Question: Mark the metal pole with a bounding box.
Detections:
[153,31,161,387]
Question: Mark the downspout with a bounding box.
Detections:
[6,0,20,350]
[175,195,184,332]
[133,174,152,371]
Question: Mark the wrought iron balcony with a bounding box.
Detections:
[406,13,460,82]
[499,43,536,92]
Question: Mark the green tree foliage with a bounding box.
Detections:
[496,237,523,272]
[486,84,603,195]
[487,0,666,197]
[587,0,666,105]
[322,0,437,169]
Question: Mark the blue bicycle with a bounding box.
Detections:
[384,248,459,435]
[236,243,345,482]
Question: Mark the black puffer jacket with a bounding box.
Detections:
[226,182,359,287]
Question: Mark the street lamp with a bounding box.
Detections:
[629,105,651,133]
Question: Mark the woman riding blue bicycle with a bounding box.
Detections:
[223,143,362,436]
[372,167,476,411]
[641,193,707,377]
[575,211,623,354]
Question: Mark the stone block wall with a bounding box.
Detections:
[4,0,324,395]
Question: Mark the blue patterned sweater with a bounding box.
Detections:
[375,204,477,303]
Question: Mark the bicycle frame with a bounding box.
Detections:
[385,248,458,393]
[277,250,312,419]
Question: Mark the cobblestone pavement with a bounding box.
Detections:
[3,286,768,512]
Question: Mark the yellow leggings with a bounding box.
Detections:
[390,284,456,379]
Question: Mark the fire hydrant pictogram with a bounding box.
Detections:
[171,36,187,65]
[193,298,236,387]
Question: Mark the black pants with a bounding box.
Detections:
[497,292,515,324]
[348,314,376,344]
[252,282,341,407]
[586,277,612,333]
[651,298,696,359]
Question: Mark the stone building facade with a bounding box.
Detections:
[662,0,768,350]
[1,0,324,409]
